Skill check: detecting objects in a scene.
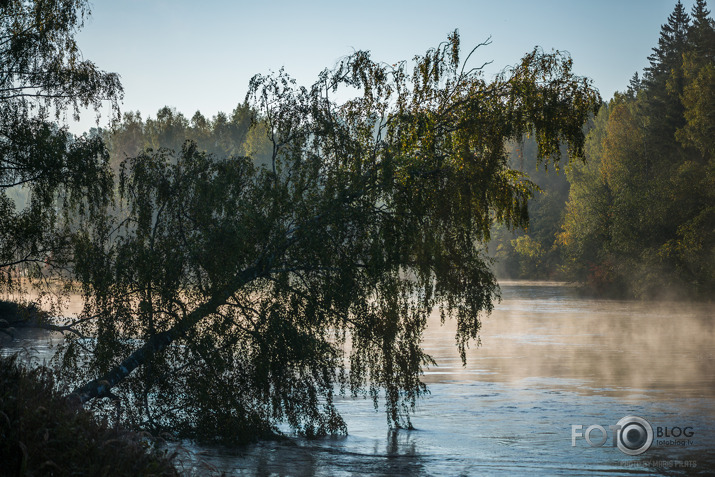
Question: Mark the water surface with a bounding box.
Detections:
[178,281,714,476]
[4,282,714,475]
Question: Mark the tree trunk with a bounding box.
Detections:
[69,264,263,404]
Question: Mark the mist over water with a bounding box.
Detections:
[424,281,715,397]
[173,281,714,476]
[3,282,714,475]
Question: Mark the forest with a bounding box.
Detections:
[0,0,713,472]
[491,0,714,299]
[92,0,715,301]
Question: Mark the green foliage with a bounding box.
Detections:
[0,355,178,476]
[104,102,268,177]
[510,235,545,276]
[489,137,572,279]
[0,0,122,291]
[61,32,599,441]
[559,104,616,289]
[677,51,715,156]
[559,1,715,298]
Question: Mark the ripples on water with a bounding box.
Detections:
[4,282,714,475]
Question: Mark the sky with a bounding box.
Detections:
[70,0,691,133]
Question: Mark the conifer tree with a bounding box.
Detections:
[643,1,691,154]
[689,0,715,61]
[646,1,691,87]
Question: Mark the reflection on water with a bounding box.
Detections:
[3,282,714,475]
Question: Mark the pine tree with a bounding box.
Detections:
[678,0,715,156]
[645,1,691,87]
[689,0,715,62]
[642,1,691,155]
[626,72,642,97]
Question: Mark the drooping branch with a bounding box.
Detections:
[69,262,266,403]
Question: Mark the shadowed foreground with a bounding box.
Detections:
[0,355,178,476]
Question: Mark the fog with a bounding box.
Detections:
[422,281,715,401]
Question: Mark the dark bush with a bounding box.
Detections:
[0,354,178,476]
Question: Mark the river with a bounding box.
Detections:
[3,281,714,476]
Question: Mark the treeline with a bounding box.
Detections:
[490,0,714,299]
[96,104,273,175]
[489,137,571,279]
[95,1,713,301]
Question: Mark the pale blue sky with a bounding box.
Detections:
[71,0,693,133]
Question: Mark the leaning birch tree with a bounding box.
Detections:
[58,32,599,443]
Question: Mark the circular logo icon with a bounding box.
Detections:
[616,416,653,455]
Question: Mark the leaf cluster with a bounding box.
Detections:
[0,0,121,290]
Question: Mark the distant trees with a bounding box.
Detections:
[557,105,615,291]
[559,0,714,297]
[103,103,272,176]
[0,0,122,291]
[59,34,599,441]
[490,1,714,298]
[489,137,571,279]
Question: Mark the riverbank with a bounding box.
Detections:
[0,354,178,476]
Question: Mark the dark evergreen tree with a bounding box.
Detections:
[626,72,642,98]
[689,0,715,61]
[646,1,691,87]
[678,0,715,157]
[643,1,691,155]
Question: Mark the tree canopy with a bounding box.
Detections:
[559,0,714,298]
[0,0,122,292]
[103,102,269,176]
[54,33,600,442]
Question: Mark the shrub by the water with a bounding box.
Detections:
[0,354,178,476]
